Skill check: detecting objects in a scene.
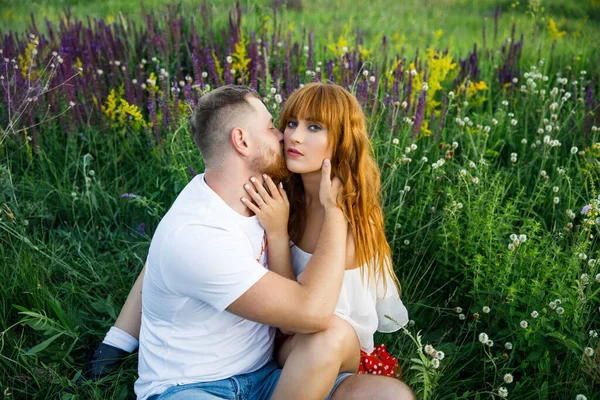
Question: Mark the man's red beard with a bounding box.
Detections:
[250,145,290,182]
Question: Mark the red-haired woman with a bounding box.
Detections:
[251,82,409,398]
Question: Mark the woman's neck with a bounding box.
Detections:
[300,171,323,211]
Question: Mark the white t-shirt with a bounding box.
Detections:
[135,174,275,400]
[291,244,409,354]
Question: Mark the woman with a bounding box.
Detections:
[241,82,408,398]
[90,82,408,399]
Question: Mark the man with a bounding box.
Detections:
[90,85,415,400]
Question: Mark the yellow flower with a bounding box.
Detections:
[547,18,566,40]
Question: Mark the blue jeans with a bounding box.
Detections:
[147,360,352,400]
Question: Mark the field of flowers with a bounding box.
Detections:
[1,0,600,398]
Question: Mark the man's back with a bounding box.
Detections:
[135,174,275,400]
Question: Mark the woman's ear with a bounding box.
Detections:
[231,127,251,157]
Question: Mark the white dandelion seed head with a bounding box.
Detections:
[584,347,594,357]
[431,358,440,369]
[575,395,587,400]
[482,306,490,314]
[424,344,434,355]
[503,373,514,383]
[520,320,528,329]
[436,351,445,360]
[595,273,600,283]
[508,243,515,251]
[519,234,527,242]
[454,307,463,313]
[498,387,508,398]
[556,307,564,315]
[459,313,465,320]
[369,76,376,83]
[392,138,399,145]
[487,340,494,347]
[531,310,539,318]
[589,330,598,338]
[478,332,489,344]
[554,197,560,204]
[553,186,560,193]
[510,234,518,241]
[581,274,589,284]
[571,146,578,154]
[411,143,418,151]
[404,239,410,245]
[505,342,513,350]
[422,157,428,163]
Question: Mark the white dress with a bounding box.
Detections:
[290,243,409,354]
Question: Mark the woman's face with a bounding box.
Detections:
[283,117,333,174]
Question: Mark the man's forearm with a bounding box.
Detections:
[267,232,295,280]
[298,208,347,319]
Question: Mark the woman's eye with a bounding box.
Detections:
[287,121,297,128]
[308,124,322,131]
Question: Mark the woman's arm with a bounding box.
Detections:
[242,174,295,281]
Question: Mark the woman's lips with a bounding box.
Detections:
[287,148,303,157]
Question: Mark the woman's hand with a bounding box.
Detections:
[241,174,290,237]
[319,159,343,211]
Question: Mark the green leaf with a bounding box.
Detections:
[22,332,64,356]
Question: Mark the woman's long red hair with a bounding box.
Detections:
[279,82,400,294]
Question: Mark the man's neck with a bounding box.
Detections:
[204,167,264,217]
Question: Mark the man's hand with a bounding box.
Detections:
[319,159,343,210]
[242,174,290,237]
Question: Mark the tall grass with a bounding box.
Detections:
[1,1,600,399]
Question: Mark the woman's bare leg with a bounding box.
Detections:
[271,316,360,400]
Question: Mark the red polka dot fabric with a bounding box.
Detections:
[358,344,402,379]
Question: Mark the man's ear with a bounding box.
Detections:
[231,127,251,157]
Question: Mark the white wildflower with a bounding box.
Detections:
[505,342,513,350]
[498,387,508,398]
[479,333,489,344]
[584,347,594,357]
[520,320,528,329]
[503,373,514,383]
[556,307,564,315]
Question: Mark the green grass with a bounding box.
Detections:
[2,0,600,399]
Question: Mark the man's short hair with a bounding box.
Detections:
[190,85,260,167]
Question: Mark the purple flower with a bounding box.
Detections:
[581,205,592,215]
[121,193,139,199]
[137,222,146,235]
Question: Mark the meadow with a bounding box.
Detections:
[1,0,600,398]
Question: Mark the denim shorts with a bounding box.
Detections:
[147,360,352,400]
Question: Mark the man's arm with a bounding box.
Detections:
[228,159,347,334]
[113,265,145,338]
[242,175,295,281]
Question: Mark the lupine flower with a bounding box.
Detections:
[121,193,139,199]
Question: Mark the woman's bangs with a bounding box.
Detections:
[281,84,341,130]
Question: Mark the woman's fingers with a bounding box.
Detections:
[245,181,266,207]
[263,174,281,201]
[241,196,259,213]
